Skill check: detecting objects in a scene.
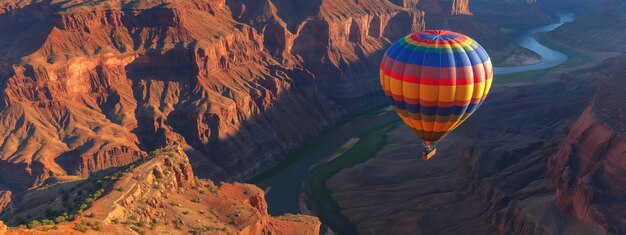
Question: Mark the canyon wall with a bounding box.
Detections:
[470,0,555,26]
[547,56,626,234]
[551,0,626,52]
[0,0,425,190]
[325,52,615,234]
[1,146,320,234]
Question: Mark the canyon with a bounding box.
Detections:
[324,59,611,234]
[0,0,489,232]
[0,145,320,234]
[547,55,626,233]
[552,0,626,52]
[320,1,626,233]
[1,0,623,234]
[0,0,428,192]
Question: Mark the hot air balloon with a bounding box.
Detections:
[379,30,493,160]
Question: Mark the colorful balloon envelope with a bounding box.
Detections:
[379,30,493,159]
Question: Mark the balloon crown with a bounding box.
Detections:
[413,30,460,42]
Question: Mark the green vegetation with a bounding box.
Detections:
[492,45,542,67]
[131,226,146,235]
[3,148,176,229]
[190,226,228,234]
[495,34,593,83]
[536,34,592,68]
[172,218,184,230]
[246,104,389,188]
[333,147,347,155]
[74,221,89,232]
[304,122,399,234]
[495,68,551,83]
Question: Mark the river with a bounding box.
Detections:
[262,12,575,220]
[494,12,574,74]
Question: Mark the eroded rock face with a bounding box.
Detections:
[548,56,626,233]
[417,0,471,15]
[470,0,555,26]
[0,0,425,190]
[1,146,321,234]
[551,0,626,52]
[324,54,615,234]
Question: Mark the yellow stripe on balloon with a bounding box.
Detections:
[392,81,486,103]
[404,36,476,49]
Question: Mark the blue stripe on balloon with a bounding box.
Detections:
[387,97,482,116]
[385,41,489,67]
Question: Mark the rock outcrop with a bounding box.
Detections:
[0,0,425,190]
[470,0,555,26]
[2,146,320,234]
[551,0,626,52]
[548,56,626,234]
[324,52,614,234]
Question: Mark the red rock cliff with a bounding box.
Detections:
[0,0,425,190]
[1,146,320,234]
[548,56,626,233]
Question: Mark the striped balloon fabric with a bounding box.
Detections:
[380,30,493,144]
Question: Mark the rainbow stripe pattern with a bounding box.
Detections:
[380,30,493,142]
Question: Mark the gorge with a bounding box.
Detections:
[1,0,625,234]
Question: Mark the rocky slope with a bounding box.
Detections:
[0,146,320,234]
[470,0,555,26]
[0,0,426,191]
[551,0,626,52]
[325,54,617,234]
[547,56,626,234]
[0,0,559,194]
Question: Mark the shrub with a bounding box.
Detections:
[74,222,89,233]
[41,219,55,226]
[27,220,42,228]
[90,221,103,231]
[136,220,146,227]
[131,226,146,235]
[54,215,67,224]
[172,218,183,230]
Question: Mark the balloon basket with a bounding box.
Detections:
[422,147,437,160]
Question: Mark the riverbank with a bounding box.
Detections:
[246,104,390,189]
[251,103,400,216]
[303,12,610,234]
[496,33,600,83]
[492,45,542,67]
[303,123,400,234]
[249,9,604,234]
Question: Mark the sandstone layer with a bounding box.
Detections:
[0,0,425,191]
[1,146,320,234]
[547,56,626,234]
